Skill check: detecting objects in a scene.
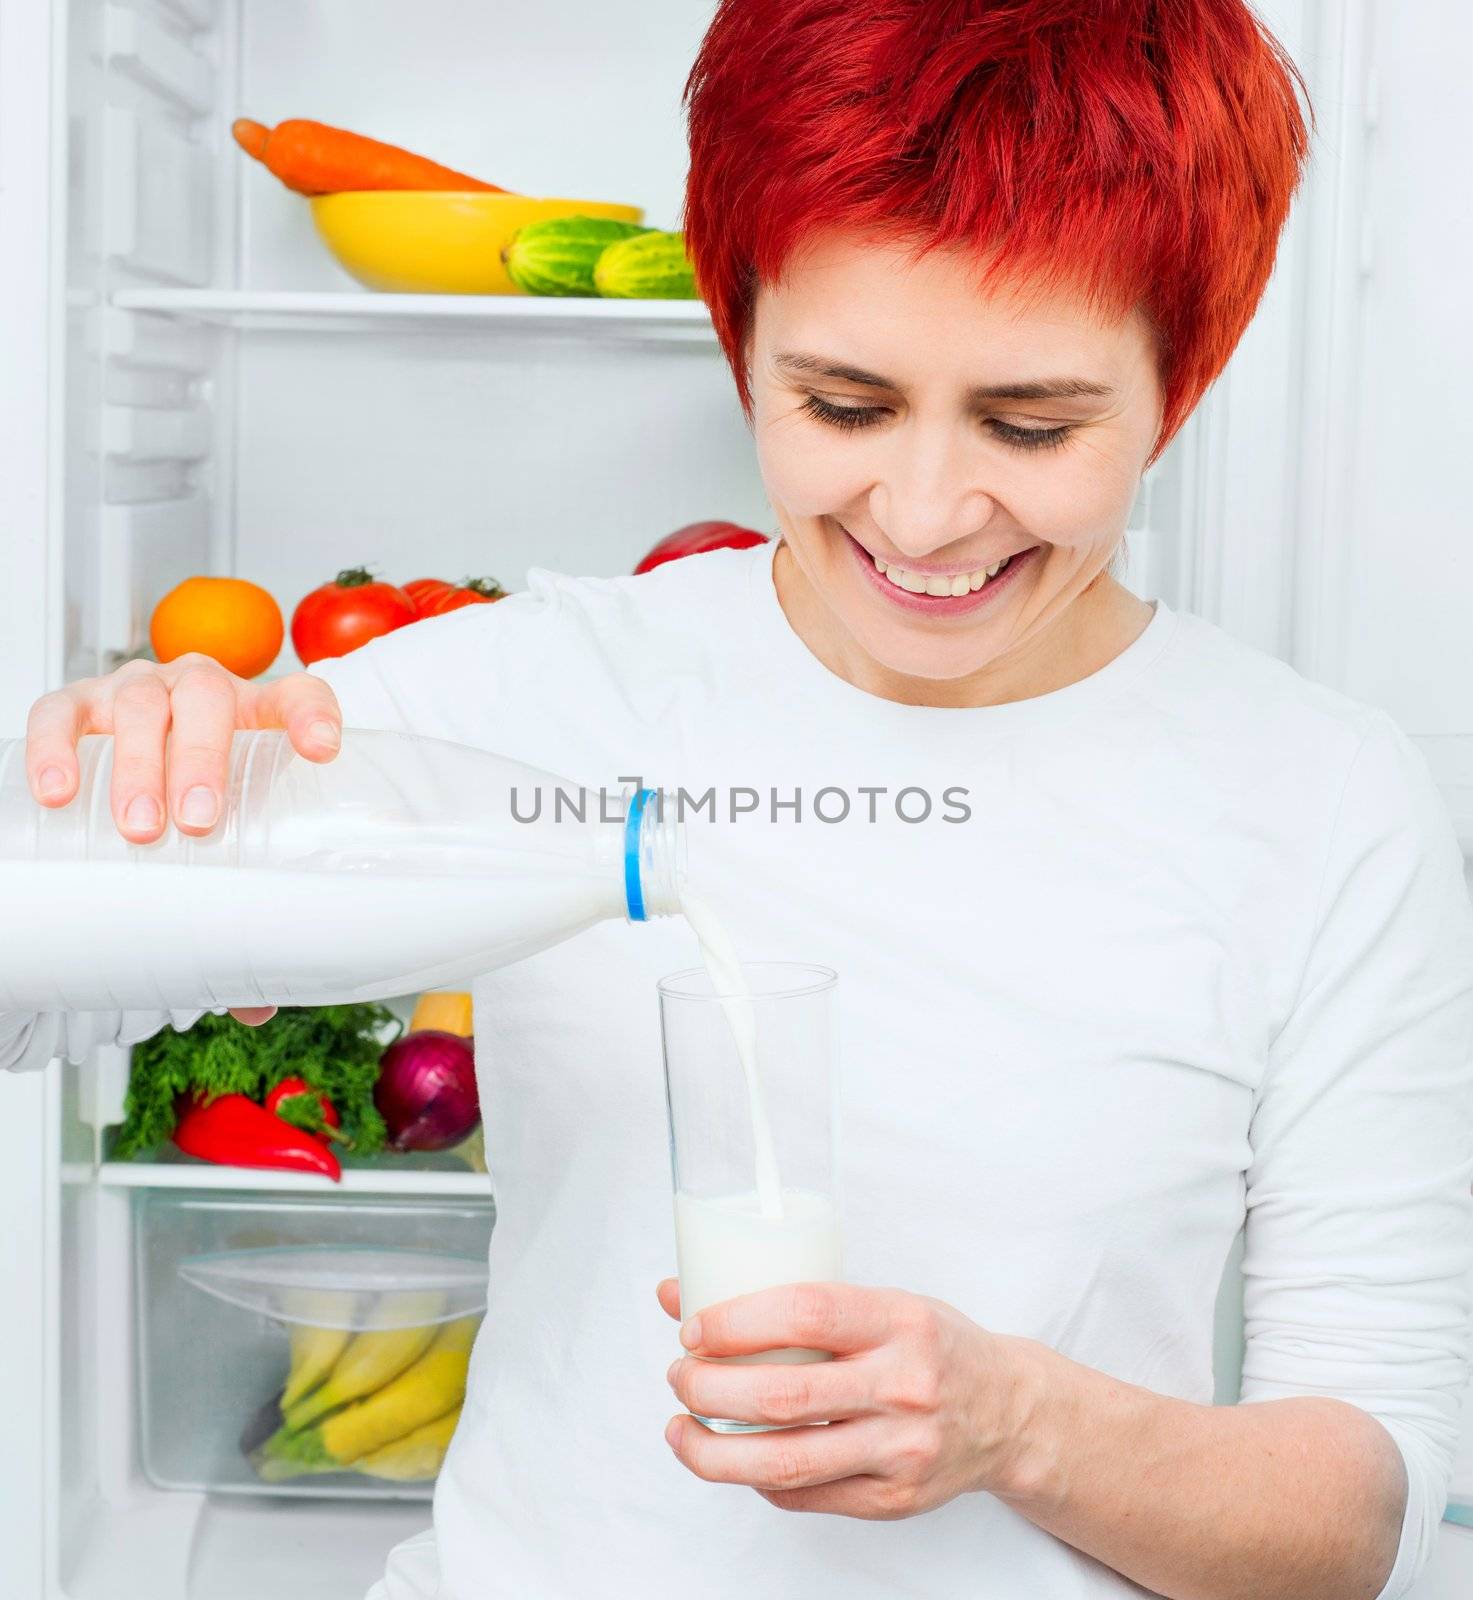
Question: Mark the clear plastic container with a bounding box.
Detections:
[0,728,685,1011]
[135,1188,495,1499]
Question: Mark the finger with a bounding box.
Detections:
[248,672,343,761]
[669,1353,875,1429]
[665,1413,876,1493]
[106,666,172,842]
[757,1478,900,1519]
[682,1283,897,1360]
[656,1278,682,1321]
[24,689,86,806]
[162,657,240,835]
[229,1007,277,1026]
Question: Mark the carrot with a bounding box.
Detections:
[232,118,511,197]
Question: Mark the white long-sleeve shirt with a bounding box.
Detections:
[5,540,1472,1599]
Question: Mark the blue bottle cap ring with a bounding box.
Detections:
[624,788,655,921]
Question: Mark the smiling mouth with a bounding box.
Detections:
[872,552,1013,597]
[835,521,1039,610]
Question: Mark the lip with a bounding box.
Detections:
[840,525,1039,618]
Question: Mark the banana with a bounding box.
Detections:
[322,1316,475,1463]
[264,1317,477,1473]
[251,1450,344,1483]
[353,1407,461,1481]
[278,1288,359,1412]
[281,1290,446,1433]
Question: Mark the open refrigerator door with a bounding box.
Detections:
[0,0,1468,1596]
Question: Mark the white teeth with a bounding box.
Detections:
[872,550,1015,595]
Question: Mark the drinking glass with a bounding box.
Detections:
[658,960,842,1433]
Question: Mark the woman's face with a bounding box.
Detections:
[748,231,1165,690]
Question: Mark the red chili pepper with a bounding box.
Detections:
[265,1076,346,1142]
[173,1092,341,1181]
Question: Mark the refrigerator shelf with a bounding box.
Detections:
[91,1160,493,1198]
[110,288,719,343]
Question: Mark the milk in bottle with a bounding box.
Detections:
[0,729,684,1010]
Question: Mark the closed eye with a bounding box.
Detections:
[799,394,1072,453]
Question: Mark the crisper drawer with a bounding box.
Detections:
[135,1188,495,1500]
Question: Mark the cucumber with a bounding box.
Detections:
[501,216,653,297]
[593,230,699,300]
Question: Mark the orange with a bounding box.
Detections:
[149,576,285,679]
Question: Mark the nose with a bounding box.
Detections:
[867,425,997,560]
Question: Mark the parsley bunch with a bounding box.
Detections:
[112,1004,401,1160]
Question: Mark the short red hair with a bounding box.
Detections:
[681,0,1310,455]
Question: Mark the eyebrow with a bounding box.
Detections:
[772,350,1114,403]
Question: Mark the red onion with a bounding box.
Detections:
[374,1029,480,1152]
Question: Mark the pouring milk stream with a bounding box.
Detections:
[679,889,785,1220]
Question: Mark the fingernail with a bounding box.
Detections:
[124,794,160,833]
[309,720,340,750]
[179,786,217,828]
[665,1418,681,1448]
[37,766,67,799]
[680,1318,701,1350]
[666,1360,680,1387]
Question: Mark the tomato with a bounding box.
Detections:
[150,576,284,679]
[403,577,507,618]
[290,568,418,666]
[402,578,456,615]
[633,521,768,575]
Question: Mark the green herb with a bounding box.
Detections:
[112,1005,401,1160]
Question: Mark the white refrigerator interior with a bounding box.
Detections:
[0,0,1469,1595]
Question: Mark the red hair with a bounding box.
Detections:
[681,0,1310,455]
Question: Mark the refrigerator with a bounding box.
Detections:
[0,0,1469,1595]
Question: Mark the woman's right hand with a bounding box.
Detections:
[23,653,344,1025]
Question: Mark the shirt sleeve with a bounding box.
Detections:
[303,576,563,746]
[0,580,565,1074]
[1239,709,1473,1600]
[0,1007,222,1072]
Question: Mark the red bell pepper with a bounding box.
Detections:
[172,1092,341,1181]
[265,1076,347,1143]
[633,521,768,575]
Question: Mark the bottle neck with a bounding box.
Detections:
[623,787,684,922]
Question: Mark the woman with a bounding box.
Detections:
[6,2,1472,1597]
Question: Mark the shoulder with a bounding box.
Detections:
[1155,607,1372,732]
[1141,605,1388,775]
[306,543,764,748]
[514,541,765,651]
[375,540,762,665]
[1145,607,1454,866]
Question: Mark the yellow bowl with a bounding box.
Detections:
[309,193,646,295]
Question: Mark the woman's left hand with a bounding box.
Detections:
[657,1278,1041,1519]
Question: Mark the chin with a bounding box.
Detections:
[837,608,1009,682]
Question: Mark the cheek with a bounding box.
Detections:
[755,424,868,519]
[1014,449,1138,552]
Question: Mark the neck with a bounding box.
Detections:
[771,542,1154,709]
